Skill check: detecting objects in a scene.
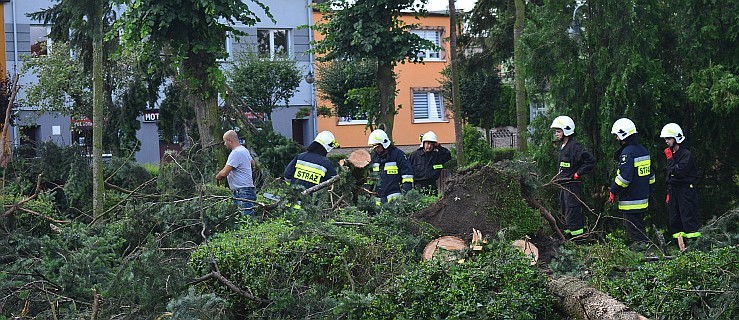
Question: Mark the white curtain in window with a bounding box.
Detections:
[413,91,443,121]
[411,30,441,59]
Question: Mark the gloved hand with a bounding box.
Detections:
[608,192,615,203]
[665,194,670,203]
[663,147,673,160]
[573,172,580,180]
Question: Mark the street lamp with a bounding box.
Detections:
[567,1,586,38]
[305,71,318,140]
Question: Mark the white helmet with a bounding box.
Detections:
[420,131,438,147]
[315,131,339,152]
[550,116,575,136]
[611,118,637,140]
[660,123,685,144]
[368,129,391,149]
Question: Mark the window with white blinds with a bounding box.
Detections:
[411,30,441,60]
[413,91,444,122]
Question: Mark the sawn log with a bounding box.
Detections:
[548,276,648,320]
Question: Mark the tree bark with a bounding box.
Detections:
[91,1,105,221]
[184,51,220,150]
[0,75,19,167]
[549,276,648,320]
[376,60,396,139]
[448,0,466,167]
[513,0,528,153]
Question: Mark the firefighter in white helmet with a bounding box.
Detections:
[284,131,339,188]
[550,116,595,240]
[660,123,700,244]
[608,118,655,250]
[367,129,413,204]
[408,131,451,196]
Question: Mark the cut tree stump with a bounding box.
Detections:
[511,239,539,265]
[422,236,466,261]
[549,276,648,320]
[342,149,371,168]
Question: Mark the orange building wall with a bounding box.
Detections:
[313,12,456,148]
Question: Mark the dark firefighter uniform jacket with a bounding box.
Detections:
[665,147,698,188]
[556,139,595,180]
[408,145,452,182]
[284,149,337,189]
[369,146,413,202]
[609,141,656,211]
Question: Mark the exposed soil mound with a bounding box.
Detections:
[414,162,560,264]
[414,164,502,238]
[414,163,539,238]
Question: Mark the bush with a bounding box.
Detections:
[189,213,425,318]
[363,241,556,319]
[598,246,738,319]
[249,126,305,178]
[461,124,517,165]
[104,157,156,194]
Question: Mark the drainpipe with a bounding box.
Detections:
[307,0,317,140]
[11,0,19,147]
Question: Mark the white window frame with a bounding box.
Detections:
[257,29,291,60]
[337,116,368,126]
[411,29,442,61]
[412,90,446,123]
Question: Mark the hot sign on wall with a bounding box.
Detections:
[143,111,159,122]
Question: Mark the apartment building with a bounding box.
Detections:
[1,0,317,163]
[313,10,457,149]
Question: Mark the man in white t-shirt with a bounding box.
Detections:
[215,130,256,215]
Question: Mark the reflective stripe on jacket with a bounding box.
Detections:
[610,143,655,211]
[370,146,413,200]
[556,139,595,180]
[284,151,337,188]
[408,145,451,182]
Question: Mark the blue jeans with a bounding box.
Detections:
[233,187,257,216]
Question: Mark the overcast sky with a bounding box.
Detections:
[426,0,477,11]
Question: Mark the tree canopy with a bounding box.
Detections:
[226,53,302,120]
[114,0,272,149]
[312,0,436,137]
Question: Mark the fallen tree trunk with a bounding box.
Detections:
[519,179,566,241]
[549,276,648,320]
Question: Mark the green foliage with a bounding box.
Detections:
[158,80,198,144]
[141,163,159,176]
[167,287,228,320]
[316,59,378,121]
[115,0,272,98]
[461,124,517,165]
[487,164,543,240]
[1,164,240,318]
[599,246,738,319]
[690,208,739,250]
[521,0,739,217]
[104,157,156,194]
[189,214,424,318]
[549,241,641,281]
[105,80,148,155]
[442,65,516,130]
[363,242,555,319]
[312,0,434,64]
[19,42,91,116]
[227,52,303,119]
[64,156,94,215]
[249,126,305,178]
